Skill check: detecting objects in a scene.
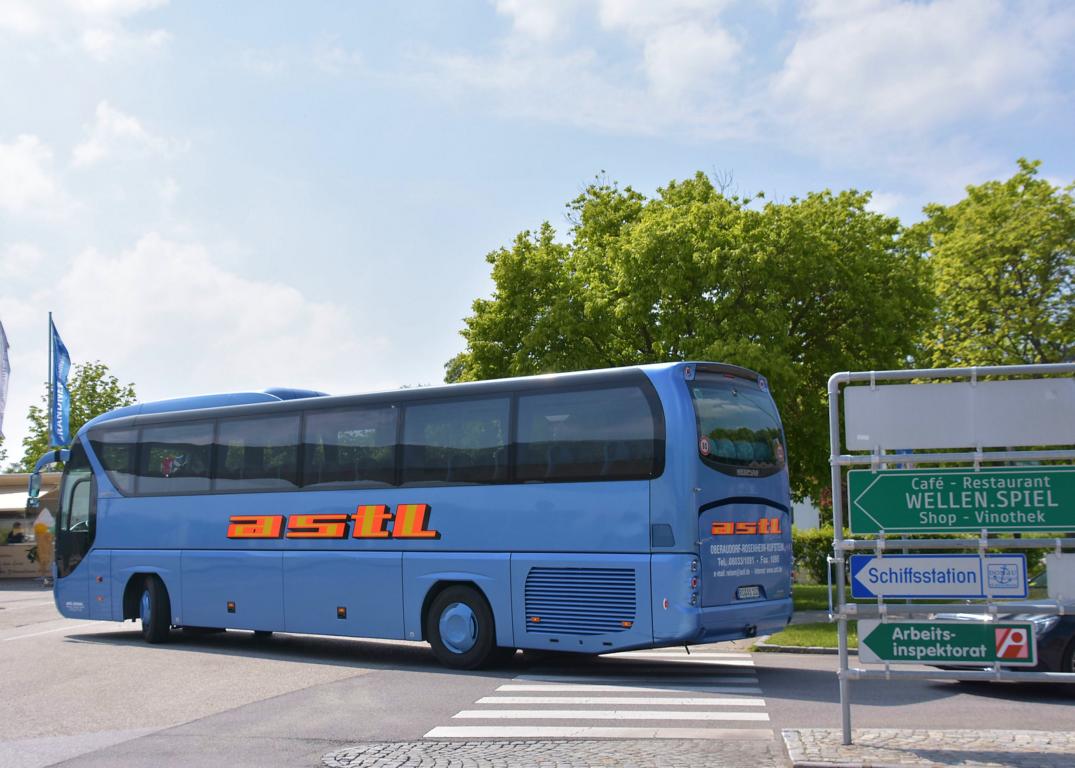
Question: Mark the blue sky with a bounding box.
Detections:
[1,0,1073,459]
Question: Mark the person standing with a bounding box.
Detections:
[33,509,54,586]
[5,522,25,543]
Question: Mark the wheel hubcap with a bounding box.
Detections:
[140,590,151,625]
[439,602,477,654]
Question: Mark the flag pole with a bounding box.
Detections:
[48,311,53,449]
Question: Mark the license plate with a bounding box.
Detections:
[736,585,761,600]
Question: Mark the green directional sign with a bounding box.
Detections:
[858,620,1036,666]
[848,466,1075,534]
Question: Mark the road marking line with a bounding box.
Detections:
[1,623,95,642]
[424,726,774,739]
[498,683,764,694]
[514,674,758,685]
[0,600,56,611]
[475,696,767,706]
[452,709,770,721]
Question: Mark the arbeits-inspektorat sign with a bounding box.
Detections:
[848,467,1075,534]
[858,620,1037,666]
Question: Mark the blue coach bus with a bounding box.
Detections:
[32,362,792,668]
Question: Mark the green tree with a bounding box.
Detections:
[447,172,932,501]
[20,361,136,470]
[915,159,1074,366]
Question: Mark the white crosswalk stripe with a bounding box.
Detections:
[514,673,759,685]
[498,683,763,694]
[425,647,773,740]
[454,709,770,721]
[476,696,767,706]
[424,726,775,740]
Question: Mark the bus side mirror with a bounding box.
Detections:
[27,473,41,509]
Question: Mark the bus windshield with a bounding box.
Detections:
[689,375,785,475]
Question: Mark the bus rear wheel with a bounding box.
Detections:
[426,586,496,669]
[139,575,172,644]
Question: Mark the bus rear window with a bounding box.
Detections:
[516,386,657,481]
[689,376,785,476]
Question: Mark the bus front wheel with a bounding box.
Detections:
[426,586,496,669]
[139,575,172,644]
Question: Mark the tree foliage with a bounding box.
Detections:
[20,361,137,470]
[914,159,1074,366]
[447,173,933,501]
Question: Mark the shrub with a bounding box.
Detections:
[792,526,838,584]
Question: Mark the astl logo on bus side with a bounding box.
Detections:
[227,504,440,540]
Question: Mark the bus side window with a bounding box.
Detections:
[401,397,509,485]
[89,427,138,495]
[137,421,213,495]
[302,406,397,488]
[214,414,300,491]
[516,387,656,482]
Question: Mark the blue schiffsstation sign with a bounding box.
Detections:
[850,553,1027,600]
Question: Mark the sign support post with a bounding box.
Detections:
[827,363,1075,745]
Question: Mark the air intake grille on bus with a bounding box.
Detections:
[524,567,636,635]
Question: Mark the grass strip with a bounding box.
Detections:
[792,584,849,611]
[763,621,857,649]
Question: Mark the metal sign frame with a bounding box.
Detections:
[828,363,1075,745]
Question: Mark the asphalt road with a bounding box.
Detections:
[1,580,1071,768]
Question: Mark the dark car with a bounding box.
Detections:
[928,612,1075,673]
[930,569,1074,674]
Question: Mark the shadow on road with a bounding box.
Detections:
[65,627,772,685]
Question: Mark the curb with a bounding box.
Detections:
[753,640,841,654]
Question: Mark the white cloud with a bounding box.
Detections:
[0,0,169,60]
[240,47,288,76]
[597,0,730,32]
[53,234,390,397]
[420,0,1073,184]
[0,135,67,216]
[0,232,394,464]
[157,176,179,204]
[421,0,751,137]
[493,0,578,41]
[72,101,171,167]
[864,191,904,216]
[313,39,364,75]
[642,21,741,99]
[80,24,169,60]
[0,243,44,277]
[0,0,43,35]
[66,0,166,15]
[772,0,1072,139]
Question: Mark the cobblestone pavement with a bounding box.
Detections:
[782,729,1075,767]
[322,738,789,768]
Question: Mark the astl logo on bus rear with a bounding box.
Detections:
[711,518,782,535]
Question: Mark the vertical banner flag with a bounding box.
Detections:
[49,315,71,447]
[0,319,9,439]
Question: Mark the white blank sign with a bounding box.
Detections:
[844,377,1075,451]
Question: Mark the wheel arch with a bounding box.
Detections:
[111,551,183,624]
[403,554,514,648]
[419,579,490,641]
[121,570,177,622]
